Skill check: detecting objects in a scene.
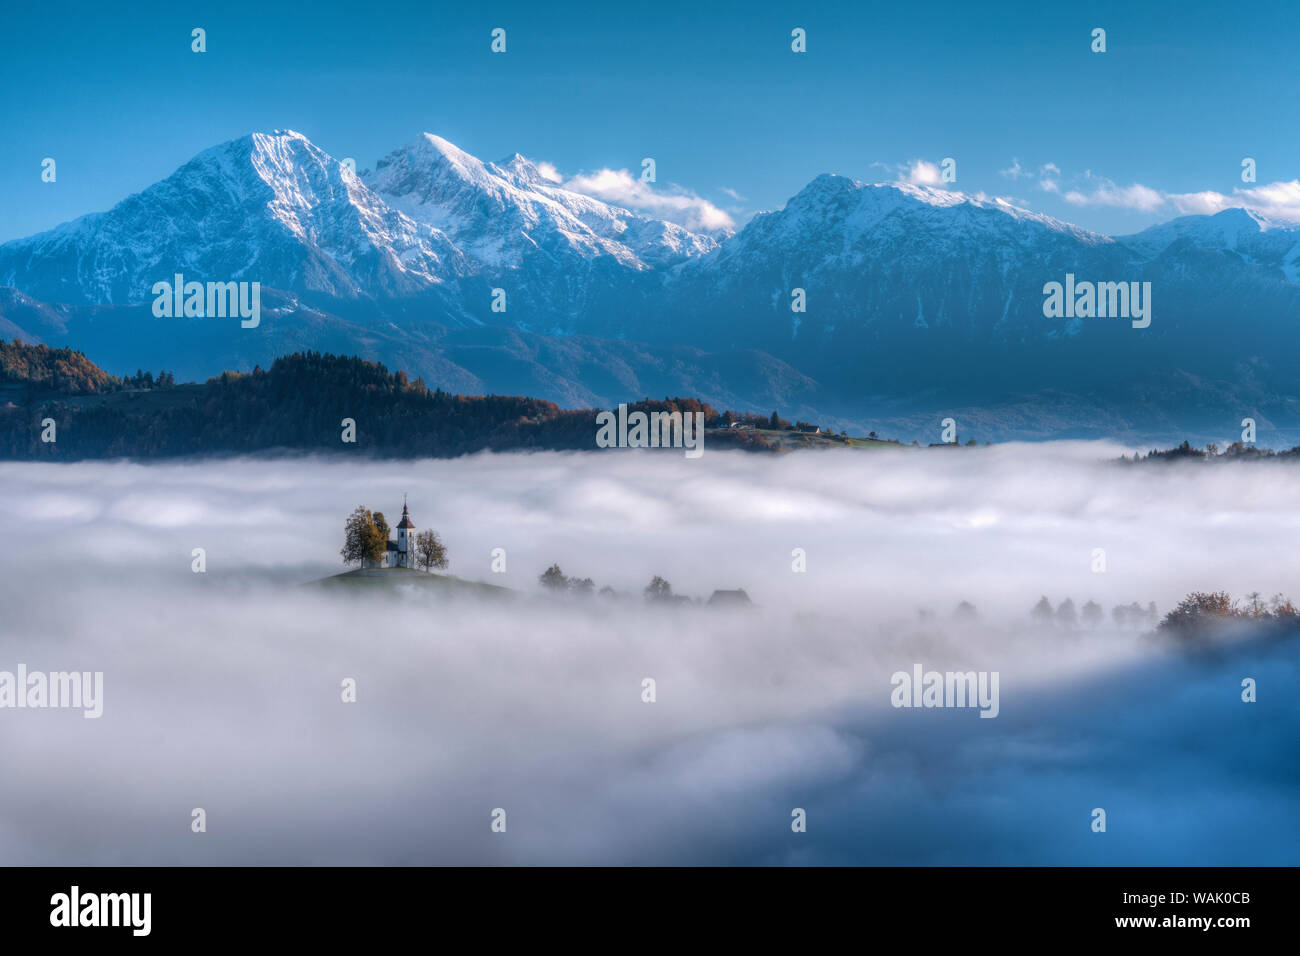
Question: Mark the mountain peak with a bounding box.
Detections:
[771,176,1107,246]
[497,152,557,187]
[415,133,490,177]
[362,134,719,272]
[1118,203,1300,262]
[207,129,316,161]
[417,132,473,161]
[369,133,504,201]
[1208,205,1272,230]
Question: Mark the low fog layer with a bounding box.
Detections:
[0,444,1296,864]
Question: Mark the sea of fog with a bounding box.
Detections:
[0,443,1297,865]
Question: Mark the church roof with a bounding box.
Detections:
[397,501,414,529]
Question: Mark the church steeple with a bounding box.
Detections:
[396,495,414,567]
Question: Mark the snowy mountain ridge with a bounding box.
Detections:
[3,129,1300,445]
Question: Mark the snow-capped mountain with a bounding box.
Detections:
[0,130,719,329]
[0,131,474,311]
[1118,207,1300,284]
[652,176,1136,359]
[365,133,718,271]
[358,133,721,332]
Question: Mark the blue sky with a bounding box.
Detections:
[2,0,1298,242]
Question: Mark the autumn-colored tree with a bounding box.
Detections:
[341,506,384,566]
[1157,591,1236,637]
[373,512,390,545]
[414,529,448,571]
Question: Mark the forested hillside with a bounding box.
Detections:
[0,342,778,459]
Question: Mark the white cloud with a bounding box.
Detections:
[535,160,562,184]
[1167,180,1300,221]
[1038,163,1061,193]
[563,168,735,232]
[872,159,949,188]
[904,159,942,186]
[1002,160,1059,194]
[1167,190,1231,216]
[1000,158,1029,180]
[1056,170,1300,222]
[1063,178,1166,213]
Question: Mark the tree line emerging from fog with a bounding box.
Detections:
[1122,440,1300,461]
[1030,596,1159,629]
[1030,591,1297,640]
[526,576,1299,635]
[537,564,748,606]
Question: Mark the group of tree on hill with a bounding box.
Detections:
[1,338,174,394]
[539,563,597,595]
[0,346,812,458]
[1157,590,1297,638]
[0,340,981,459]
[1026,589,1300,639]
[340,505,447,572]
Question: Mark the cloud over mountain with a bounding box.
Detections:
[562,167,736,233]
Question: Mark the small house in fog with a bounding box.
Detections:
[708,588,752,607]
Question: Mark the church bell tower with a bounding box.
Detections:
[396,496,415,568]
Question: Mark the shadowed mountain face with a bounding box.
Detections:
[2,130,1299,441]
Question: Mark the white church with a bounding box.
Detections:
[367,499,417,569]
